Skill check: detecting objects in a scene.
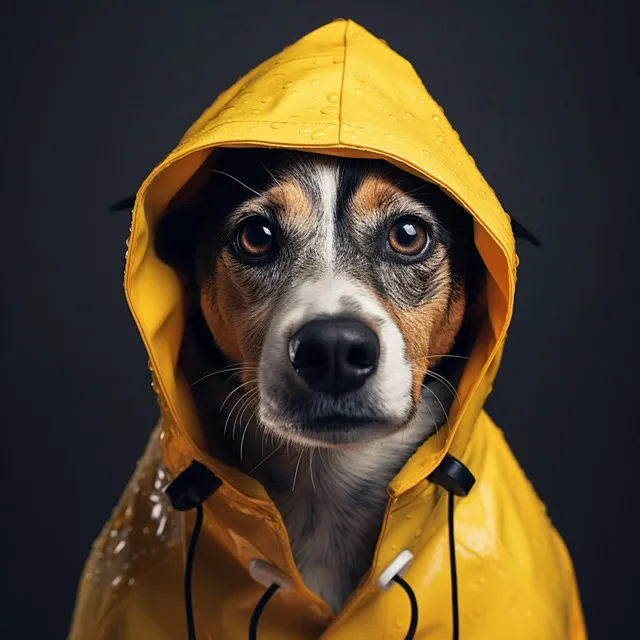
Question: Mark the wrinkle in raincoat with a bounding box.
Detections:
[69,19,586,639]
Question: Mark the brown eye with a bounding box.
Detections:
[236,216,276,258]
[388,217,430,256]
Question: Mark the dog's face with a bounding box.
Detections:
[157,149,475,447]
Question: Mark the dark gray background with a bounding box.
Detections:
[2,1,637,637]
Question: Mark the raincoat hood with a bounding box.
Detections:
[69,19,586,639]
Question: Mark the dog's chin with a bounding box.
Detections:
[258,400,414,448]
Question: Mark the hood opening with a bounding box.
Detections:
[124,19,516,498]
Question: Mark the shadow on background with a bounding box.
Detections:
[1,1,637,637]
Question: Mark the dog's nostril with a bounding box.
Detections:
[289,317,380,395]
[294,341,326,369]
[346,343,377,369]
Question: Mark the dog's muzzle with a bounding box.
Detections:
[288,317,379,395]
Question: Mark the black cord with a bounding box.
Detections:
[391,575,418,640]
[185,503,204,640]
[249,583,280,640]
[448,491,459,640]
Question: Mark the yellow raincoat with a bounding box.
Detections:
[69,19,586,639]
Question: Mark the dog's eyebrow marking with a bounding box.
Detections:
[210,169,262,197]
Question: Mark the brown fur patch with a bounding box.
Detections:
[375,264,466,404]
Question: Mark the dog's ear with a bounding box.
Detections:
[509,215,541,248]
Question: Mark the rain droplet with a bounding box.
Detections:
[231,131,240,137]
[151,503,163,519]
[290,91,297,97]
[114,540,126,554]
[376,102,383,108]
[383,133,395,139]
[128,578,137,587]
[355,73,365,82]
[149,494,160,503]
[261,96,272,104]
[432,114,440,122]
[478,189,488,199]
[299,127,311,135]
[307,107,316,112]
[423,149,432,158]
[320,106,337,115]
[415,528,423,537]
[405,112,416,121]
[456,160,463,167]
[310,130,325,140]
[437,135,445,143]
[355,88,363,96]
[391,543,398,550]
[111,575,123,587]
[142,527,150,535]
[249,127,257,134]
[286,81,294,88]
[157,515,168,537]
[251,108,261,115]
[396,617,405,628]
[109,529,118,538]
[310,79,317,86]
[445,146,454,155]
[327,93,339,103]
[270,121,286,130]
[313,58,321,65]
[333,56,343,64]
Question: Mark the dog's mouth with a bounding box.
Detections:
[256,379,415,447]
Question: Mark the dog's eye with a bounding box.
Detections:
[388,217,430,256]
[236,216,276,258]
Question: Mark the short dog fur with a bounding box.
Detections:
[155,148,481,612]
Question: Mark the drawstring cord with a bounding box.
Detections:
[249,583,280,640]
[391,574,418,640]
[448,492,460,640]
[163,461,222,640]
[184,503,204,640]
[167,454,474,640]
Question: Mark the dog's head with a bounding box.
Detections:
[156,149,478,447]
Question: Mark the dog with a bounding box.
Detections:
[154,147,481,613]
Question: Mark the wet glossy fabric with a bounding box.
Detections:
[69,19,586,639]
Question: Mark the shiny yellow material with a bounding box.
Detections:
[69,19,586,639]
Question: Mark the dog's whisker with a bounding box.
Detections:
[317,446,331,475]
[410,354,470,364]
[420,388,442,449]
[238,392,260,457]
[291,450,304,492]
[221,378,258,412]
[309,448,317,494]
[421,383,451,445]
[189,366,257,389]
[424,369,460,403]
[224,385,258,438]
[234,389,259,441]
[260,161,283,188]
[210,169,262,197]
[248,441,283,476]
[188,364,257,390]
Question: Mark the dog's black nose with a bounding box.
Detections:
[289,318,379,395]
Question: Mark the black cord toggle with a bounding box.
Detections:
[164,460,222,511]
[427,453,475,496]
